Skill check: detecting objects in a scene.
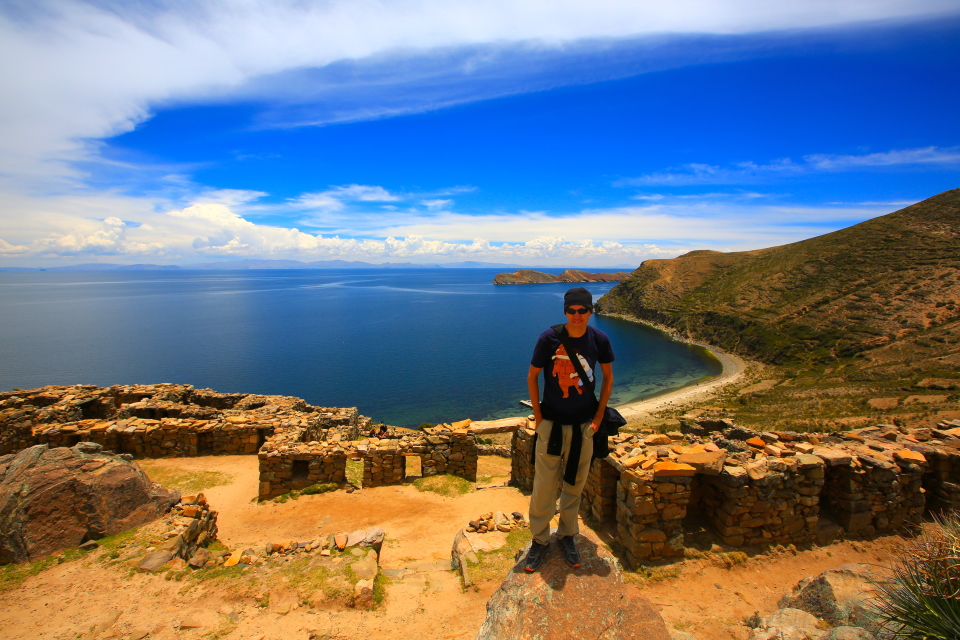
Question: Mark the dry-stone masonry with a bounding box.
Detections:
[0,384,480,502]
[138,492,220,571]
[512,416,960,568]
[579,457,619,523]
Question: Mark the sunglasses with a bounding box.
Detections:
[564,307,592,315]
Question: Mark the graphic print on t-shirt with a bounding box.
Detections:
[551,344,594,398]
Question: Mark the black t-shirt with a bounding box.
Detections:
[530,325,615,421]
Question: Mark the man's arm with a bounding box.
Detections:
[527,365,543,427]
[590,362,614,432]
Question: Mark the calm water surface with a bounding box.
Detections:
[0,269,721,427]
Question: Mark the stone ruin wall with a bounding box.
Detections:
[7,383,959,568]
[513,416,960,568]
[0,384,479,502]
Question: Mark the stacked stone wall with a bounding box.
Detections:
[166,494,219,562]
[510,428,536,492]
[821,451,926,535]
[615,469,691,567]
[258,447,348,498]
[32,418,269,457]
[580,457,619,523]
[354,429,479,489]
[906,428,960,512]
[510,417,960,567]
[0,384,360,458]
[419,430,478,479]
[699,455,823,547]
[362,447,405,487]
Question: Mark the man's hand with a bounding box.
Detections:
[589,416,601,433]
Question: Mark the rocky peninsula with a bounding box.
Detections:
[493,268,631,284]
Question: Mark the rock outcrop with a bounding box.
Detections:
[493,269,631,285]
[0,442,179,563]
[778,564,882,633]
[476,531,671,640]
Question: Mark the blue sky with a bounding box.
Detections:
[1,1,959,267]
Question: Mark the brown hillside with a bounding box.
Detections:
[598,189,960,366]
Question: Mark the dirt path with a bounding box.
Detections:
[0,455,903,640]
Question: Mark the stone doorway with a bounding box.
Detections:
[404,454,422,480]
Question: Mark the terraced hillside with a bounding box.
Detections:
[599,189,960,367]
[598,189,960,430]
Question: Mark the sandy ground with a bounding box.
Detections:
[617,345,748,421]
[631,537,902,640]
[0,453,904,640]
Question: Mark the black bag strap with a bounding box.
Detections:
[551,324,597,399]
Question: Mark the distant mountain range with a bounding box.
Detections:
[0,259,636,272]
[598,188,960,373]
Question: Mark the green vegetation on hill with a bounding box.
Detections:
[599,189,960,367]
[600,189,960,430]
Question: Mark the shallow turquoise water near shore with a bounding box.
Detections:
[0,269,720,427]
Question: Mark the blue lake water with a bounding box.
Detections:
[0,269,721,427]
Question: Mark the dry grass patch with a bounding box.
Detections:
[138,463,233,494]
[413,474,472,497]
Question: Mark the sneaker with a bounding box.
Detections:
[558,535,581,567]
[523,540,549,572]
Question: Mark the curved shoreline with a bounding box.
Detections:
[601,312,749,420]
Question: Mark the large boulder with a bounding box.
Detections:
[476,531,671,640]
[0,443,179,563]
[749,608,826,640]
[778,564,882,633]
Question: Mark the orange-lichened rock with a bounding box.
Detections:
[894,449,926,464]
[652,461,696,478]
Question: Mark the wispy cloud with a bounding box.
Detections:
[805,146,960,170]
[617,146,960,186]
[292,185,401,212]
[3,0,957,187]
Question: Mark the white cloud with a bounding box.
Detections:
[617,146,960,186]
[292,185,401,212]
[194,189,268,206]
[422,199,453,210]
[1,2,955,267]
[804,146,960,170]
[0,184,894,267]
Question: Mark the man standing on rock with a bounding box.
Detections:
[524,287,614,571]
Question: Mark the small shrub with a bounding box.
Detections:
[871,512,960,639]
[271,482,339,502]
[711,551,748,568]
[301,483,338,496]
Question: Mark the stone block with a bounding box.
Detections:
[676,450,727,476]
[653,462,696,478]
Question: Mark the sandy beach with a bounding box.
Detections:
[604,313,749,421]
